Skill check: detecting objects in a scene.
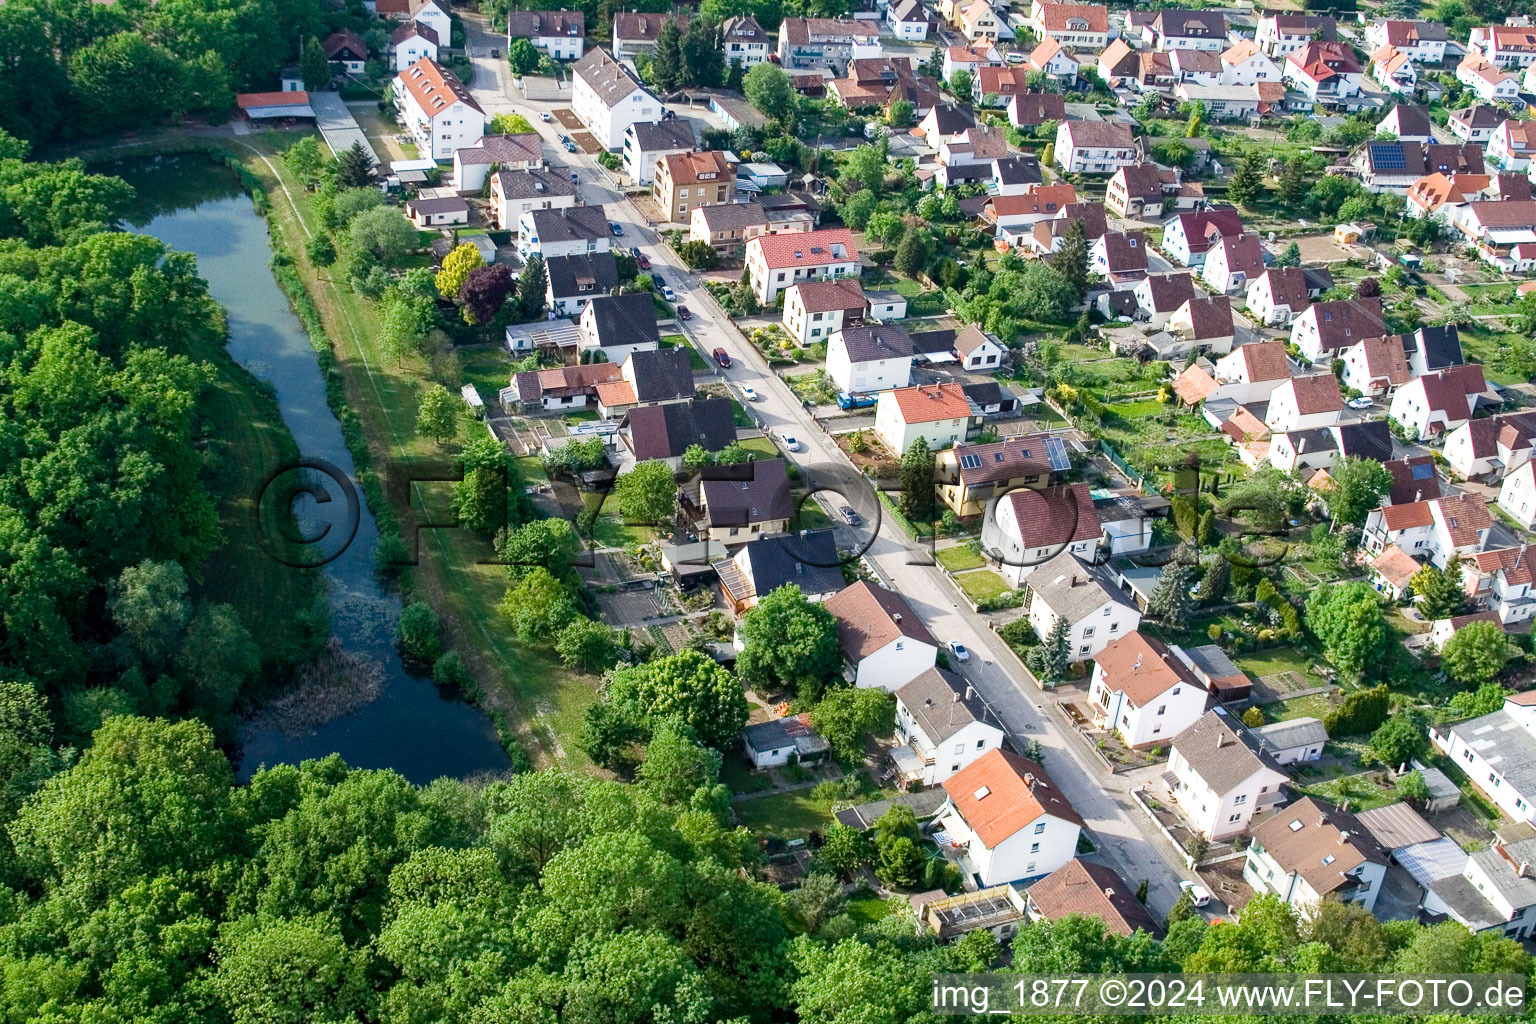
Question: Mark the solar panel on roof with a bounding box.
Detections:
[1412,463,1434,479]
[1370,143,1407,170]
[960,453,982,469]
[1044,437,1070,471]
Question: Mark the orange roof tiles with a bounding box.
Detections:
[1371,544,1422,588]
[943,749,1084,847]
[1379,500,1434,531]
[750,228,859,270]
[889,383,973,423]
[398,58,484,116]
[1094,631,1201,706]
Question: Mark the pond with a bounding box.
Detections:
[107,152,510,784]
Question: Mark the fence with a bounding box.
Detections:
[1099,439,1148,493]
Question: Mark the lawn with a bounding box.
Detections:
[1296,771,1400,812]
[936,546,987,572]
[233,134,599,767]
[845,895,894,924]
[1236,644,1332,692]
[1258,691,1336,724]
[738,436,780,457]
[953,569,1013,605]
[721,754,774,796]
[459,345,514,401]
[660,333,709,371]
[732,790,830,836]
[1458,324,1531,387]
[589,514,659,553]
[786,370,838,405]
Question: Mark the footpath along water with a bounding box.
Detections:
[111,154,510,783]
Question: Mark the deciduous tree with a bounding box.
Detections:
[415,383,459,445]
[1306,583,1388,680]
[737,584,843,702]
[810,686,895,762]
[605,648,749,748]
[435,242,483,301]
[1441,618,1514,686]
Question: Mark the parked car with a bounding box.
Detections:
[839,504,859,525]
[637,253,651,270]
[835,391,876,410]
[713,348,731,368]
[1346,396,1374,409]
[1179,880,1212,907]
[540,111,552,122]
[741,385,759,402]
[675,304,693,321]
[660,285,677,302]
[609,222,624,236]
[779,432,801,452]
[562,139,577,153]
[491,48,501,58]
[948,640,970,662]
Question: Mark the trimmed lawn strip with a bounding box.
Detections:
[732,790,829,836]
[952,569,1012,604]
[936,546,986,572]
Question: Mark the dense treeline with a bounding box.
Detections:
[0,138,313,760]
[0,715,1530,1023]
[0,0,338,142]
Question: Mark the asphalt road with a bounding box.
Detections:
[458,20,1201,915]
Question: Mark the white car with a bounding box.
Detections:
[661,285,677,302]
[741,385,759,402]
[948,641,970,662]
[779,432,801,452]
[1179,880,1212,907]
[1346,396,1374,409]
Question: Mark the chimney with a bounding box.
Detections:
[953,688,961,703]
[1339,830,1351,844]
[893,612,903,622]
[1103,887,1116,899]
[1024,772,1037,788]
[1215,730,1225,749]
[1520,860,1530,878]
[1133,654,1142,671]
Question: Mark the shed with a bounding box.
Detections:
[833,788,950,829]
[661,539,729,588]
[405,195,471,227]
[236,91,315,120]
[741,162,789,189]
[1396,836,1468,891]
[1412,760,1461,813]
[1355,801,1441,853]
[741,714,831,769]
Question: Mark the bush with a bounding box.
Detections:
[396,600,441,665]
[432,651,472,692]
[1183,834,1209,863]
[1323,684,1389,737]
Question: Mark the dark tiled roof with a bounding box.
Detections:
[527,204,610,242]
[545,251,619,299]
[836,324,915,362]
[492,167,578,200]
[506,10,585,39]
[1334,419,1392,462]
[622,398,736,459]
[629,118,697,150]
[625,347,695,402]
[739,530,844,598]
[701,458,792,527]
[585,292,659,349]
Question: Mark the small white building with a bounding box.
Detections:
[1253,717,1328,766]
[391,22,440,73]
[1244,796,1388,913]
[938,749,1084,886]
[1088,631,1209,749]
[453,132,542,195]
[892,668,1006,787]
[954,324,1006,371]
[1499,462,1536,528]
[622,119,697,187]
[1443,410,1536,480]
[1362,493,1492,568]
[782,278,866,346]
[873,383,976,454]
[1290,298,1387,364]
[826,580,939,690]
[1244,267,1313,326]
[1340,334,1413,398]
[505,10,586,61]
[1167,709,1289,839]
[1388,364,1492,441]
[576,291,659,365]
[742,713,830,768]
[1207,341,1293,406]
[517,205,612,262]
[982,483,1102,588]
[1201,232,1266,295]
[1461,546,1536,629]
[1430,691,1536,826]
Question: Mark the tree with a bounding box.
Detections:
[415,384,459,445]
[893,224,926,276]
[299,35,332,90]
[1410,556,1468,620]
[1356,275,1382,298]
[1305,583,1387,680]
[1242,706,1266,728]
[1325,684,1390,736]
[1278,158,1307,208]
[1277,242,1302,267]
[305,233,337,267]
[284,136,329,184]
[497,517,581,581]
[108,559,190,670]
[678,239,718,269]
[743,62,795,123]
[1367,714,1425,769]
[1027,616,1070,681]
[396,600,442,664]
[515,252,547,320]
[1195,557,1229,607]
[1226,156,1264,208]
[810,686,895,762]
[499,566,579,643]
[1054,217,1090,301]
[875,835,925,889]
[886,99,914,126]
[615,459,677,524]
[507,37,540,75]
[1441,619,1514,686]
[1041,141,1055,168]
[1328,456,1392,529]
[349,205,417,265]
[605,648,749,748]
[578,700,645,770]
[555,617,621,673]
[1447,681,1509,719]
[814,822,873,876]
[176,603,260,718]
[1397,769,1431,804]
[329,187,385,228]
[638,719,721,804]
[681,17,725,88]
[948,70,973,99]
[842,141,888,193]
[1147,562,1196,631]
[652,18,685,91]
[460,264,515,324]
[379,287,436,366]
[737,584,843,702]
[1151,140,1194,169]
[787,872,846,934]
[900,436,934,525]
[489,112,536,134]
[336,140,376,187]
[212,917,366,1024]
[435,242,484,301]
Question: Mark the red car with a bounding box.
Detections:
[713,348,731,368]
[637,253,651,270]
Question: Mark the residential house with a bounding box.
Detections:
[1254,717,1329,765]
[1457,54,1519,103]
[378,0,452,48]
[1171,47,1224,85]
[618,397,736,470]
[591,347,695,418]
[1290,297,1386,363]
[1136,50,1176,91]
[622,119,696,186]
[887,0,934,41]
[1406,171,1530,220]
[1027,0,1108,49]
[722,15,770,66]
[404,195,468,227]
[1377,103,1436,143]
[713,529,845,614]
[1028,202,1108,256]
[938,749,1085,886]
[1089,631,1210,749]
[744,229,860,303]
[393,59,486,161]
[516,204,611,261]
[986,184,1079,239]
[505,10,585,61]
[1444,411,1536,479]
[938,124,1010,187]
[944,40,1004,81]
[454,132,541,193]
[1488,119,1536,172]
[1161,207,1244,266]
[1450,104,1510,144]
[873,383,979,453]
[610,12,686,58]
[1268,419,1392,474]
[1244,266,1313,326]
[1132,272,1196,328]
[1166,295,1236,356]
[982,482,1102,587]
[831,56,940,114]
[1385,454,1443,505]
[1423,837,1536,941]
[1098,39,1140,86]
[1245,797,1389,912]
[1206,340,1293,405]
[1353,141,1486,192]
[1020,550,1142,662]
[577,291,659,364]
[1449,200,1536,273]
[1167,709,1289,839]
[1024,36,1081,85]
[1462,545,1536,628]
[1107,163,1173,219]
[572,48,661,149]
[973,66,1033,106]
[323,29,368,74]
[1430,692,1536,825]
[1388,363,1492,440]
[990,154,1045,195]
[1144,9,1227,51]
[1053,121,1137,174]
[1499,463,1536,528]
[958,0,1001,42]
[1475,24,1536,67]
[1201,232,1265,294]
[827,580,939,690]
[1264,374,1343,433]
[1255,11,1338,58]
[1090,231,1149,289]
[1401,323,1465,377]
[1340,333,1413,397]
[692,458,792,545]
[488,167,577,229]
[1283,40,1364,105]
[1362,492,1493,566]
[1366,20,1448,64]
[690,202,770,257]
[543,251,619,317]
[826,324,916,394]
[935,433,1068,518]
[892,669,1005,785]
[1221,40,1283,84]
[782,278,866,345]
[742,714,830,769]
[654,150,735,223]
[1370,543,1423,600]
[508,362,626,414]
[775,17,882,72]
[954,325,1007,370]
[916,102,976,146]
[1025,859,1161,935]
[390,22,439,72]
[1370,45,1420,96]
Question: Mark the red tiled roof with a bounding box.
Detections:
[790,277,866,314]
[237,91,309,108]
[1351,335,1412,386]
[942,750,1084,846]
[1432,493,1490,547]
[1233,340,1291,383]
[825,580,938,660]
[1026,859,1160,936]
[397,58,484,116]
[1094,631,1201,705]
[1037,1,1107,32]
[1172,364,1217,403]
[1281,373,1343,415]
[1472,545,1536,588]
[1371,544,1422,588]
[888,383,972,423]
[1001,482,1100,550]
[1380,500,1434,531]
[750,229,859,270]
